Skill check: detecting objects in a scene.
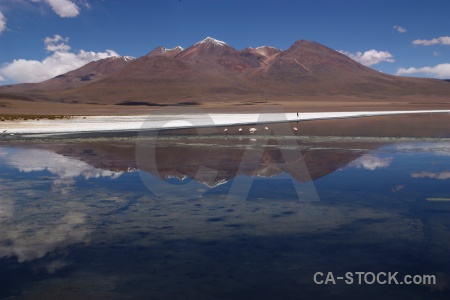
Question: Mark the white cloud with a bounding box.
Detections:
[4,147,122,181]
[4,146,122,194]
[393,25,407,33]
[45,43,71,52]
[0,194,90,262]
[411,172,450,180]
[44,34,71,52]
[396,63,450,79]
[0,11,6,33]
[338,49,395,66]
[44,0,80,17]
[392,185,405,192]
[0,34,119,83]
[349,155,393,171]
[44,34,68,45]
[2,210,90,263]
[396,143,450,156]
[412,36,450,46]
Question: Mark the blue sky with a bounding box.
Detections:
[0,0,449,84]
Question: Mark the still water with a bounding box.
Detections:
[1,135,450,299]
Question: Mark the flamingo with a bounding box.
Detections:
[249,128,257,134]
[265,126,269,130]
[224,128,228,134]
[239,127,243,134]
[293,127,298,134]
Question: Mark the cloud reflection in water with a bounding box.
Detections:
[0,147,111,266]
[2,147,122,194]
[349,154,393,171]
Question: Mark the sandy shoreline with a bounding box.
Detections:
[1,110,450,136]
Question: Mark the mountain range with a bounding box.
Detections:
[1,37,449,112]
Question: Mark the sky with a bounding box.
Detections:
[0,0,449,85]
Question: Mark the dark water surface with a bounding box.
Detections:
[1,135,450,299]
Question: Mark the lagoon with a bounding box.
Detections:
[1,127,450,299]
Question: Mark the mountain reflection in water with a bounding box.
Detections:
[7,138,376,186]
[1,138,450,299]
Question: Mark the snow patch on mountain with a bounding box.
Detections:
[148,46,184,56]
[122,56,135,62]
[111,56,135,62]
[195,37,228,47]
[245,46,281,55]
[256,46,281,51]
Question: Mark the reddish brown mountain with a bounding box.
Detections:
[1,37,449,110]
